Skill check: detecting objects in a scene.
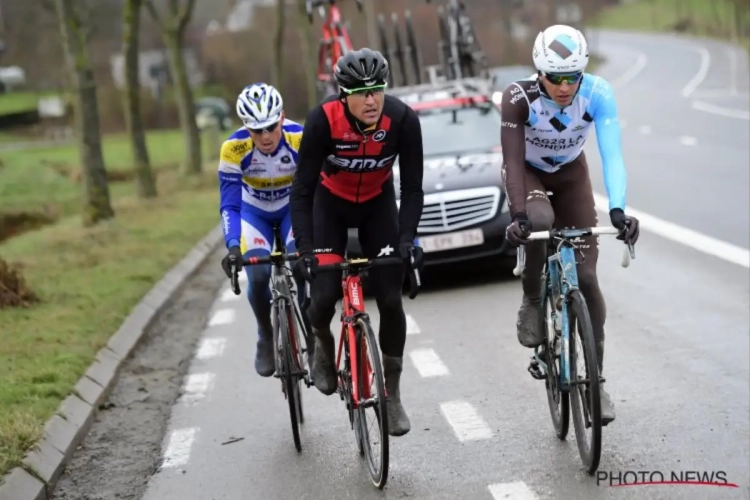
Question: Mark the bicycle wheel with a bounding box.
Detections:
[436,6,454,80]
[355,316,389,489]
[278,301,303,452]
[567,290,601,474]
[404,10,422,84]
[287,300,306,425]
[544,290,569,440]
[391,13,407,87]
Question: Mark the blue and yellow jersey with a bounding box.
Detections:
[218,119,303,248]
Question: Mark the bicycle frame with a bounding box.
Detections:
[307,0,360,88]
[514,227,633,389]
[335,264,372,407]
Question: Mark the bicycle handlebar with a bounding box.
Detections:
[304,252,422,304]
[512,226,636,277]
[228,252,301,296]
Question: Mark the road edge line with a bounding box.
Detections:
[0,224,224,500]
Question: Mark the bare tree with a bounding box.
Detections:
[55,0,115,226]
[145,0,202,176]
[296,0,317,109]
[123,0,158,198]
[272,0,286,89]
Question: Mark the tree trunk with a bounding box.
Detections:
[123,0,157,198]
[163,29,202,175]
[55,0,114,226]
[272,0,286,89]
[296,0,318,109]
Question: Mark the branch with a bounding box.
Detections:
[177,0,197,34]
[144,0,168,31]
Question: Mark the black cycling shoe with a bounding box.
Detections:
[600,383,616,425]
[312,328,337,395]
[254,339,275,377]
[517,295,545,348]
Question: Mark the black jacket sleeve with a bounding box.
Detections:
[396,105,424,244]
[499,82,529,218]
[290,105,331,252]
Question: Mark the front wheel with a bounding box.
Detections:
[568,290,601,474]
[355,317,389,489]
[544,292,569,440]
[279,303,303,452]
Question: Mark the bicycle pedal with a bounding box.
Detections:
[527,359,546,380]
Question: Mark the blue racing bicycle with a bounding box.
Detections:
[514,225,634,474]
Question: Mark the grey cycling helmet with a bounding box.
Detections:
[334,48,389,91]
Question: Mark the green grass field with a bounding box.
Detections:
[0,129,221,481]
[593,0,750,51]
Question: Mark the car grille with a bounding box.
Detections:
[416,186,503,233]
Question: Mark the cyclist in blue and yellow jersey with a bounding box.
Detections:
[218,82,311,377]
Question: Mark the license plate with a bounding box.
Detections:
[417,228,485,253]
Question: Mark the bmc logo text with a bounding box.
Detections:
[327,153,397,172]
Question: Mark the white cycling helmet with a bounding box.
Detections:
[532,25,589,74]
[236,83,284,129]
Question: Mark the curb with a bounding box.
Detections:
[0,224,224,500]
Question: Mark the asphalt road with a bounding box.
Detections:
[52,31,749,500]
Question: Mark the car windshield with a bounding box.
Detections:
[416,105,502,157]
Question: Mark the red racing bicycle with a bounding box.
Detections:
[306,0,363,99]
[304,250,421,488]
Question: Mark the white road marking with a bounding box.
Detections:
[691,100,750,120]
[488,482,539,499]
[440,400,493,441]
[610,50,648,88]
[196,337,227,360]
[593,193,750,268]
[179,372,215,405]
[638,125,651,134]
[406,314,421,335]
[162,427,198,468]
[220,287,242,301]
[682,46,711,98]
[208,309,235,326]
[679,136,698,146]
[409,348,449,377]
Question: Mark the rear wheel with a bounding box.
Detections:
[355,317,389,489]
[404,10,422,84]
[568,290,602,474]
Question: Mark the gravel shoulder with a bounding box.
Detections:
[51,246,226,500]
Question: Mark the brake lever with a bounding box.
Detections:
[230,260,241,295]
[408,247,421,299]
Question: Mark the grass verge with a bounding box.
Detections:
[0,132,221,481]
[592,0,750,52]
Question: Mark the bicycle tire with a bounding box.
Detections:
[391,13,406,87]
[287,299,306,425]
[377,14,393,87]
[355,316,389,489]
[544,291,569,440]
[279,300,303,452]
[436,6,454,80]
[404,10,421,84]
[567,290,601,474]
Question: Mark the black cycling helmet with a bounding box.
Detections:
[334,48,389,91]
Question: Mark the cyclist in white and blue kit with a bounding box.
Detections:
[218,83,310,377]
[500,25,640,424]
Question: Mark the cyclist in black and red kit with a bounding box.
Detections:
[290,48,424,437]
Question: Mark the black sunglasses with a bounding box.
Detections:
[248,121,280,134]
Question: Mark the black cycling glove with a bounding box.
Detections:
[505,212,532,247]
[609,208,640,244]
[293,250,317,283]
[221,246,243,278]
[399,241,424,272]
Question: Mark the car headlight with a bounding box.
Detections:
[492,91,503,106]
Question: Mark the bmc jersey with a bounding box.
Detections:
[289,94,424,251]
[218,120,302,247]
[500,73,627,215]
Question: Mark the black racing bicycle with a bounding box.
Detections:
[228,222,313,452]
[426,0,489,80]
